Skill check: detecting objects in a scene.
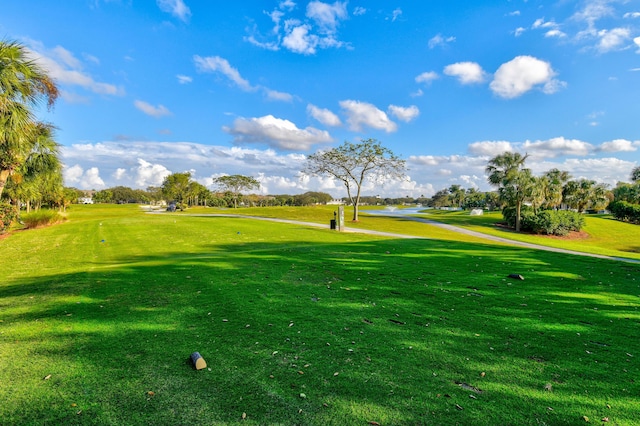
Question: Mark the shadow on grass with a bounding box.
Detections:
[1,236,639,425]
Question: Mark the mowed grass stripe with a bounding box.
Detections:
[1,205,638,425]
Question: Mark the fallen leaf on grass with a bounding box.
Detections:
[583,416,590,422]
[602,418,609,422]
[43,375,52,380]
[299,393,306,399]
[147,391,155,397]
[241,412,247,420]
[455,404,463,410]
[368,422,380,425]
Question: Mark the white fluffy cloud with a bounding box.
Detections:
[223,115,333,150]
[265,89,294,102]
[523,137,594,158]
[60,138,639,198]
[157,0,191,22]
[307,104,342,126]
[596,27,631,52]
[468,141,515,156]
[132,159,172,187]
[247,1,349,54]
[194,55,254,91]
[339,100,397,132]
[444,62,486,84]
[282,24,319,55]
[28,42,123,97]
[177,74,192,84]
[387,105,419,122]
[64,165,106,189]
[428,33,456,49]
[490,56,565,99]
[415,71,439,85]
[306,1,348,32]
[134,100,172,118]
[598,139,640,152]
[194,55,292,101]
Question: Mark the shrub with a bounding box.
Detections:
[502,206,585,235]
[609,201,640,224]
[531,210,585,236]
[21,210,65,229]
[502,205,534,231]
[0,202,17,233]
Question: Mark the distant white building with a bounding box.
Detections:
[79,197,94,204]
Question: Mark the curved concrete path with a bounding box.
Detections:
[169,211,640,264]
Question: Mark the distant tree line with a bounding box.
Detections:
[88,172,334,209]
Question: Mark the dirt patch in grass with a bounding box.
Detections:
[541,230,590,240]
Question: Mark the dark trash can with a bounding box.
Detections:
[330,219,337,230]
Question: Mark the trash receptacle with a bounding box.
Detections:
[330,219,337,230]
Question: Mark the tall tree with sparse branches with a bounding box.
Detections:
[303,139,407,221]
[213,175,260,208]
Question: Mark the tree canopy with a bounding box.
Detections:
[213,175,260,208]
[1,39,60,200]
[303,139,406,221]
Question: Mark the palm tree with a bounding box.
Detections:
[543,168,571,210]
[1,39,59,198]
[449,184,465,209]
[486,152,532,232]
[631,166,640,183]
[3,123,62,208]
[530,175,547,214]
[563,179,610,213]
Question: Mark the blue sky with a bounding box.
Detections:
[2,0,640,197]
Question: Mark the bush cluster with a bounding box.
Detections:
[21,210,65,229]
[503,206,585,236]
[0,203,17,233]
[609,201,640,224]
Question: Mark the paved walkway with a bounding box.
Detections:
[173,212,640,264]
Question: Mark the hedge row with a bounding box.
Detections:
[503,206,585,236]
[609,201,640,224]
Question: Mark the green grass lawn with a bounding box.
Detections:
[1,204,639,425]
[412,209,640,261]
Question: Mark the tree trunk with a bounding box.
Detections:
[515,200,522,232]
[0,169,11,199]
